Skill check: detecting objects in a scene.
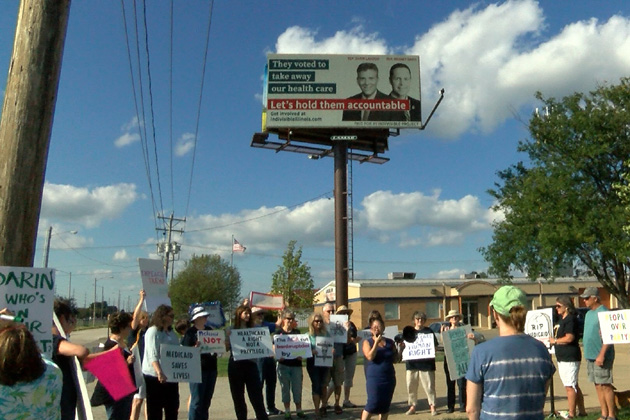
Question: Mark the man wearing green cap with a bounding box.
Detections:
[465,286,555,420]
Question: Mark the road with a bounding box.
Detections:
[72,328,630,420]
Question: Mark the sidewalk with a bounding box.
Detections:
[84,330,630,420]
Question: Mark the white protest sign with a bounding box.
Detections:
[0,266,55,357]
[250,291,284,310]
[599,310,630,345]
[443,325,474,380]
[198,330,226,355]
[328,314,348,343]
[189,301,225,329]
[274,333,312,359]
[402,332,435,361]
[383,325,399,340]
[138,258,170,312]
[314,336,334,367]
[358,329,373,344]
[525,308,554,349]
[230,327,274,360]
[160,344,201,383]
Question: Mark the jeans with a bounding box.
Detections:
[228,358,269,420]
[277,362,303,405]
[257,356,278,411]
[105,394,133,420]
[144,374,179,420]
[443,361,466,410]
[188,367,218,420]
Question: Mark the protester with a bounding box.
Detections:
[253,307,282,415]
[361,316,399,420]
[91,312,136,420]
[142,304,179,420]
[402,311,438,416]
[181,305,218,420]
[465,285,555,419]
[580,287,616,420]
[337,305,359,409]
[0,317,63,419]
[128,290,149,420]
[275,309,305,419]
[550,296,587,418]
[226,305,269,420]
[441,309,467,413]
[306,313,331,419]
[322,302,344,415]
[53,298,90,420]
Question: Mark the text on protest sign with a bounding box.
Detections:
[160,344,201,383]
[329,314,348,343]
[525,308,554,347]
[198,330,225,355]
[274,333,312,359]
[138,258,170,312]
[443,325,474,380]
[599,310,630,345]
[230,327,274,361]
[314,336,334,367]
[0,266,55,357]
[402,332,436,361]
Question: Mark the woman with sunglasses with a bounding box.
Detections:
[550,296,587,418]
[275,309,305,419]
[306,313,331,419]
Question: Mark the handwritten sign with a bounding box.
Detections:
[402,332,435,361]
[198,330,225,355]
[250,291,284,310]
[274,333,312,359]
[160,344,201,383]
[329,314,348,343]
[525,308,554,349]
[138,258,170,312]
[443,325,474,379]
[0,266,55,357]
[314,336,334,367]
[188,301,225,329]
[230,327,274,360]
[599,310,630,344]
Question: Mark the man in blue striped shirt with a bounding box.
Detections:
[465,286,555,420]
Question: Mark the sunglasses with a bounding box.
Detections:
[555,304,563,308]
[313,319,323,323]
[285,317,295,321]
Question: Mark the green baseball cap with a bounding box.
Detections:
[490,285,527,317]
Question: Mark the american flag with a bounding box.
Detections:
[232,238,246,253]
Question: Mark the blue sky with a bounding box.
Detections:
[1,1,629,311]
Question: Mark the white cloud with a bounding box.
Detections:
[113,249,129,261]
[276,26,389,54]
[41,182,139,228]
[121,116,140,131]
[435,268,465,279]
[175,133,196,157]
[114,133,140,148]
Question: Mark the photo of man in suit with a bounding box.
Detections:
[387,63,421,122]
[342,62,391,121]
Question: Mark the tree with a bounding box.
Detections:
[480,78,630,308]
[169,254,242,316]
[271,240,315,309]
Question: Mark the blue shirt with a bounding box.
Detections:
[583,305,615,361]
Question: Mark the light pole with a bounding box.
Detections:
[42,226,78,267]
[93,275,113,326]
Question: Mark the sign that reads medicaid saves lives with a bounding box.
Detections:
[265,54,421,130]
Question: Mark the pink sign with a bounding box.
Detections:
[84,347,136,401]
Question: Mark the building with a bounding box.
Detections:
[314,274,609,329]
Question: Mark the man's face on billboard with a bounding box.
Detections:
[390,67,411,98]
[357,69,378,97]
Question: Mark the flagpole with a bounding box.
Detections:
[231,234,234,267]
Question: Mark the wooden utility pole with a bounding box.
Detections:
[0,0,71,267]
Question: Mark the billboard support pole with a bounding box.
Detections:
[334,141,349,308]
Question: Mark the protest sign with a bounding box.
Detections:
[314,336,334,367]
[83,347,136,400]
[443,325,474,379]
[188,301,225,329]
[138,258,170,312]
[357,329,373,344]
[250,291,284,310]
[274,333,312,359]
[0,266,55,357]
[230,327,274,361]
[329,314,348,343]
[525,308,554,350]
[599,309,630,345]
[160,344,201,383]
[198,330,226,355]
[402,332,435,361]
[383,325,399,341]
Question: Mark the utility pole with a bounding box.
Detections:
[0,0,71,267]
[156,213,185,281]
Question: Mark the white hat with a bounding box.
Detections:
[251,306,267,315]
[445,309,462,321]
[190,306,210,321]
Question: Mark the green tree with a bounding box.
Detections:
[169,254,242,316]
[481,78,630,308]
[271,240,315,309]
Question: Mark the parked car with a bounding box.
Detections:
[428,321,485,351]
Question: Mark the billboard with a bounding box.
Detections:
[264,54,421,130]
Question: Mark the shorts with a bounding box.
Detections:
[343,352,357,387]
[133,382,146,399]
[327,356,344,388]
[587,359,614,385]
[557,361,580,387]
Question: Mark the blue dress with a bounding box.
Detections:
[364,337,397,414]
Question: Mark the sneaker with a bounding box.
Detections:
[405,406,416,415]
[446,408,454,414]
[430,405,438,416]
[285,412,292,420]
[296,412,306,418]
[268,409,281,416]
[334,405,343,415]
[342,401,357,408]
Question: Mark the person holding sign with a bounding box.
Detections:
[402,311,438,416]
[226,305,269,420]
[441,309,469,413]
[274,309,305,419]
[181,305,218,420]
[142,304,180,420]
[361,317,400,420]
[550,296,587,418]
[465,286,555,420]
[306,313,331,420]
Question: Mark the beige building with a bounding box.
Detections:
[314,276,610,329]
